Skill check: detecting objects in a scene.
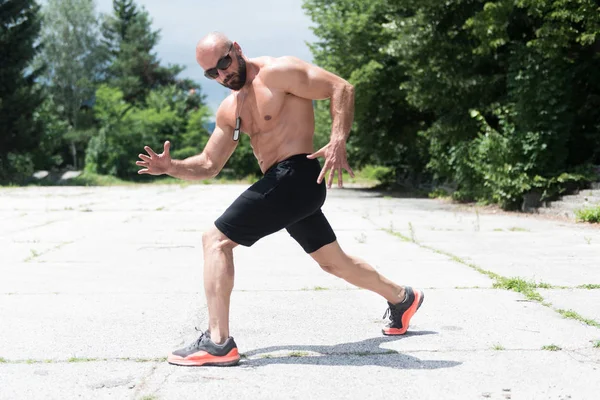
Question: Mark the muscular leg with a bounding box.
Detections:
[310,240,405,304]
[202,226,238,344]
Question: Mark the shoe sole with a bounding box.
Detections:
[382,289,424,336]
[167,348,241,367]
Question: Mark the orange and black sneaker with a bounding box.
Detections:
[167,330,240,367]
[382,287,425,335]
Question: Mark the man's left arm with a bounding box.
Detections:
[265,56,355,188]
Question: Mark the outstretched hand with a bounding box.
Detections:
[307,141,355,188]
[137,141,172,175]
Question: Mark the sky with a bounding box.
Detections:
[94,0,319,117]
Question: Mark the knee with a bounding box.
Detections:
[202,227,236,253]
[318,260,347,278]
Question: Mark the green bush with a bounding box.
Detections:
[360,165,395,185]
[85,85,211,179]
[428,188,449,199]
[575,206,600,223]
[0,153,35,184]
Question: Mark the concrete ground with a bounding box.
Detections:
[1,184,599,400]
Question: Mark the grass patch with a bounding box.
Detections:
[508,227,530,232]
[24,241,73,263]
[140,396,159,400]
[68,357,98,363]
[383,228,411,242]
[428,188,450,199]
[492,344,505,351]
[556,309,600,328]
[0,357,167,364]
[575,205,600,223]
[541,344,561,351]
[593,341,600,349]
[0,357,6,363]
[24,249,41,262]
[288,351,310,358]
[259,354,273,359]
[578,284,600,289]
[493,277,544,302]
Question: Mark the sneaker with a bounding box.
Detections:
[167,330,241,367]
[382,287,425,335]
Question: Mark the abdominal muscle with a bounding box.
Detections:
[245,96,316,174]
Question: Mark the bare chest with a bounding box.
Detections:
[235,86,288,135]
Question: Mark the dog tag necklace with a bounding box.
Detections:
[233,91,246,141]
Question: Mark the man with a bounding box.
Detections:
[136,32,424,367]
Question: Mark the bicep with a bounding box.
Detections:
[202,120,238,175]
[274,57,348,101]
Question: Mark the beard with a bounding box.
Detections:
[220,55,247,91]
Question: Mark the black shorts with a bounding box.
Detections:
[214,154,336,253]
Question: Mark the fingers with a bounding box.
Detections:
[316,166,326,184]
[144,146,158,157]
[338,168,343,188]
[327,166,335,188]
[307,146,326,159]
[138,154,151,162]
[163,141,171,155]
[345,164,355,178]
[138,169,149,175]
[136,161,148,167]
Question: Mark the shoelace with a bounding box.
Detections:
[383,306,400,321]
[185,330,208,350]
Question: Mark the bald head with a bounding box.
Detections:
[196,31,248,90]
[196,31,231,65]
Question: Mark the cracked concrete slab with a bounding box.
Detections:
[1,185,599,400]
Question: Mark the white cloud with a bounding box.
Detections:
[94,0,318,116]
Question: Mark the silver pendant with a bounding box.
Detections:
[233,117,241,141]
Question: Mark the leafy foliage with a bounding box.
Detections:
[36,0,106,169]
[575,206,600,223]
[85,85,211,179]
[0,0,45,182]
[100,0,183,105]
[304,0,600,208]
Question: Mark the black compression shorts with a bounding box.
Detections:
[214,154,336,253]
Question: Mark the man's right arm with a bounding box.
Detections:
[168,113,238,180]
[138,104,238,180]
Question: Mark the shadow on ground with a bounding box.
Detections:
[238,332,461,370]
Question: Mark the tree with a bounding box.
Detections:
[37,0,105,169]
[86,85,212,179]
[0,0,45,181]
[101,0,183,104]
[303,0,430,185]
[304,0,600,208]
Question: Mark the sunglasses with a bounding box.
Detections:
[204,43,234,79]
